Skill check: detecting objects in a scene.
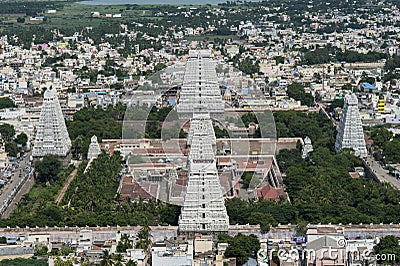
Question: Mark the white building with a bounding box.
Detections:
[152,240,193,266]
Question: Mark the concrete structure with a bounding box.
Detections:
[306,235,346,266]
[87,135,101,161]
[32,87,71,160]
[152,240,193,266]
[301,136,313,159]
[177,50,224,119]
[335,94,367,158]
[179,114,229,236]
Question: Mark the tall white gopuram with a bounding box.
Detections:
[179,114,229,235]
[335,94,367,158]
[33,87,72,159]
[87,135,101,161]
[177,50,224,119]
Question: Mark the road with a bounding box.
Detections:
[0,151,33,218]
[364,155,400,189]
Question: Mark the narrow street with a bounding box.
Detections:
[364,155,400,189]
[0,151,33,218]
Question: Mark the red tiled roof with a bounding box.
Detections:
[256,184,286,201]
[349,172,360,179]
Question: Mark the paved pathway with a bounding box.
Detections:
[56,168,79,204]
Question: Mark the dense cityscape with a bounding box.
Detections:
[1,0,400,265]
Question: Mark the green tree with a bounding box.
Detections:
[116,234,132,253]
[286,83,314,107]
[34,245,48,256]
[371,127,393,147]
[374,235,400,265]
[0,123,15,141]
[16,17,26,23]
[15,133,28,147]
[0,97,16,109]
[100,250,113,266]
[135,226,151,250]
[34,154,61,183]
[5,141,18,157]
[303,48,331,65]
[0,258,47,266]
[54,257,73,266]
[383,139,400,163]
[126,260,138,266]
[220,233,260,265]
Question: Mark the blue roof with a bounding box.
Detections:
[362,83,376,89]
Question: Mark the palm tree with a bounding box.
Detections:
[100,249,113,266]
[113,253,123,266]
[126,259,138,266]
[72,135,84,159]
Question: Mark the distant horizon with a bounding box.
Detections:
[77,0,261,5]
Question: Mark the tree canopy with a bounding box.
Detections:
[286,82,315,107]
[374,235,400,265]
[0,152,181,227]
[0,258,47,266]
[67,104,126,158]
[218,233,260,265]
[34,155,61,183]
[0,123,15,142]
[0,97,16,109]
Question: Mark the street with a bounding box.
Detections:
[364,154,400,189]
[0,151,33,218]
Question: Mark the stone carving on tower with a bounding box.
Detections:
[335,93,367,158]
[179,114,229,236]
[33,87,72,160]
[177,50,224,120]
[87,135,101,161]
[302,136,313,159]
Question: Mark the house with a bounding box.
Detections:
[256,184,286,201]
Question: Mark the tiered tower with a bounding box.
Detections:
[87,135,101,161]
[302,136,314,159]
[177,50,224,119]
[335,93,367,158]
[33,87,72,160]
[179,114,229,236]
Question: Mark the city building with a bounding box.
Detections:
[151,239,193,266]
